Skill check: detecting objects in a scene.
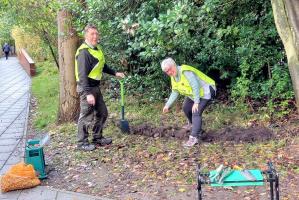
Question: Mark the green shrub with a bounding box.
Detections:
[68,0,294,114]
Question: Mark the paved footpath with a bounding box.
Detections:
[0,57,110,200]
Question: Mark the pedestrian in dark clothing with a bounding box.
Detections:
[75,24,125,151]
[2,43,10,60]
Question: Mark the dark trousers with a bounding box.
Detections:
[4,52,8,60]
[77,87,108,146]
[182,86,215,138]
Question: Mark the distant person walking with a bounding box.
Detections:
[2,43,10,60]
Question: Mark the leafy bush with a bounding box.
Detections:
[69,0,294,111]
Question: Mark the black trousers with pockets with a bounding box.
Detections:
[182,86,216,138]
[77,87,108,146]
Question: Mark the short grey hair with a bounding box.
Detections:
[84,24,98,35]
[161,57,176,71]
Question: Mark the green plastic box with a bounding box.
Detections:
[25,139,47,179]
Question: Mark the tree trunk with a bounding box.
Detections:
[271,0,299,111]
[57,8,80,122]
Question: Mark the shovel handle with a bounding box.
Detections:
[119,80,125,106]
[121,106,125,120]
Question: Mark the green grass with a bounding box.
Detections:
[31,61,59,129]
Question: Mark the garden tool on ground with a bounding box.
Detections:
[209,164,233,184]
[233,165,256,181]
[119,80,130,133]
[209,164,224,182]
[218,167,233,184]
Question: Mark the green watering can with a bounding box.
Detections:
[119,80,130,133]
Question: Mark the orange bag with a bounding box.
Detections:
[0,162,41,192]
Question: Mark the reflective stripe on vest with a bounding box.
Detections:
[75,43,105,81]
[171,64,215,97]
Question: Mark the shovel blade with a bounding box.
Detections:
[120,120,130,133]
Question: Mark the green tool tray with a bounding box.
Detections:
[209,169,264,187]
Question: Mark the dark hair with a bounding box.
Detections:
[84,24,98,35]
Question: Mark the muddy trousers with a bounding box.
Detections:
[182,87,215,138]
[77,87,108,146]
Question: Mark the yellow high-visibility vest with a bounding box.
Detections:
[171,64,215,97]
[75,43,105,81]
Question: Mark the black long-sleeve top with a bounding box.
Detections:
[76,46,116,95]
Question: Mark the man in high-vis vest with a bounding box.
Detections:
[75,24,125,151]
[161,57,216,147]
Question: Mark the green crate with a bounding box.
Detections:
[25,139,47,179]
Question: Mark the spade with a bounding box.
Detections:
[119,80,130,133]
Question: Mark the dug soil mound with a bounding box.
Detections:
[130,123,275,143]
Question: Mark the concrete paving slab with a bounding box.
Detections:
[0,152,11,161]
[0,145,15,153]
[56,189,110,200]
[6,155,22,165]
[18,187,57,200]
[56,192,97,200]
[0,160,5,167]
[0,138,19,146]
[0,133,23,139]
[0,164,12,175]
[0,190,21,200]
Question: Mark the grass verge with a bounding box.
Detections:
[31,61,59,129]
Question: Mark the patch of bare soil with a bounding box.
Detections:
[130,124,188,139]
[203,126,274,143]
[130,123,275,143]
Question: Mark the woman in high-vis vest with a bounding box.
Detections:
[161,57,216,147]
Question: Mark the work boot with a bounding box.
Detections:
[92,137,112,146]
[183,135,198,148]
[77,143,96,151]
